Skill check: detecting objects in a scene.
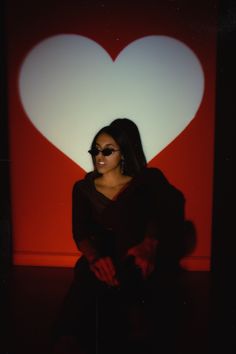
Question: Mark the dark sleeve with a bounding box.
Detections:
[72,181,99,261]
[144,168,186,240]
[142,168,172,239]
[148,171,187,269]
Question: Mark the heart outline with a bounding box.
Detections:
[19,34,204,171]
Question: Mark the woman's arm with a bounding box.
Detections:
[72,181,119,286]
[72,181,99,262]
[126,235,159,278]
[126,167,184,278]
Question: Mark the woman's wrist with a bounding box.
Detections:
[78,239,99,264]
[144,236,159,250]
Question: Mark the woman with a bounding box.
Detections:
[52,119,187,354]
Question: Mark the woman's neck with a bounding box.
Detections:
[94,171,133,200]
[98,170,129,187]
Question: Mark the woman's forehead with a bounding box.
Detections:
[95,133,119,147]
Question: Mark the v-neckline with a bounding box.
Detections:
[92,177,134,202]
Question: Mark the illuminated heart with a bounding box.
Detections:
[19,34,204,171]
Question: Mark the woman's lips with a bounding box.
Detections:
[96,161,105,167]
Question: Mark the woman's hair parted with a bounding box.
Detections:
[90,119,147,176]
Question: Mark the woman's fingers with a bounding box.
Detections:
[134,257,154,278]
[90,257,119,286]
[103,257,116,277]
[127,240,157,279]
[90,265,103,282]
[96,258,113,283]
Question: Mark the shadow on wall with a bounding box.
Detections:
[155,185,197,272]
[182,219,197,257]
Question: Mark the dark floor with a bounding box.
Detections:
[0,266,235,354]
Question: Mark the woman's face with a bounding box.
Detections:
[94,133,122,175]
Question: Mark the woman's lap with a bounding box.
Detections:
[52,256,185,353]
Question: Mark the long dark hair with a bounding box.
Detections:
[90,122,146,176]
[109,118,147,167]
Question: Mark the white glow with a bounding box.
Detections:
[19,34,204,171]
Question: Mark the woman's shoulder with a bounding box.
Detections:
[144,168,184,195]
[73,171,97,193]
[139,167,169,184]
[139,168,185,206]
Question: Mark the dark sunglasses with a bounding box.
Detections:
[88,147,120,157]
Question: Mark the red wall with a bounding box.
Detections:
[6,0,218,270]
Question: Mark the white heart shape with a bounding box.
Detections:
[19,34,204,171]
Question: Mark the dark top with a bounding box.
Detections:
[72,167,186,270]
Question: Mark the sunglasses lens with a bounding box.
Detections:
[88,148,99,156]
[102,148,113,156]
[88,148,116,156]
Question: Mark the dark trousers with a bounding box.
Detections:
[52,257,186,354]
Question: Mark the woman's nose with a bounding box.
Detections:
[96,151,105,160]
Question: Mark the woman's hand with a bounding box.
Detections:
[126,237,159,279]
[89,256,119,287]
